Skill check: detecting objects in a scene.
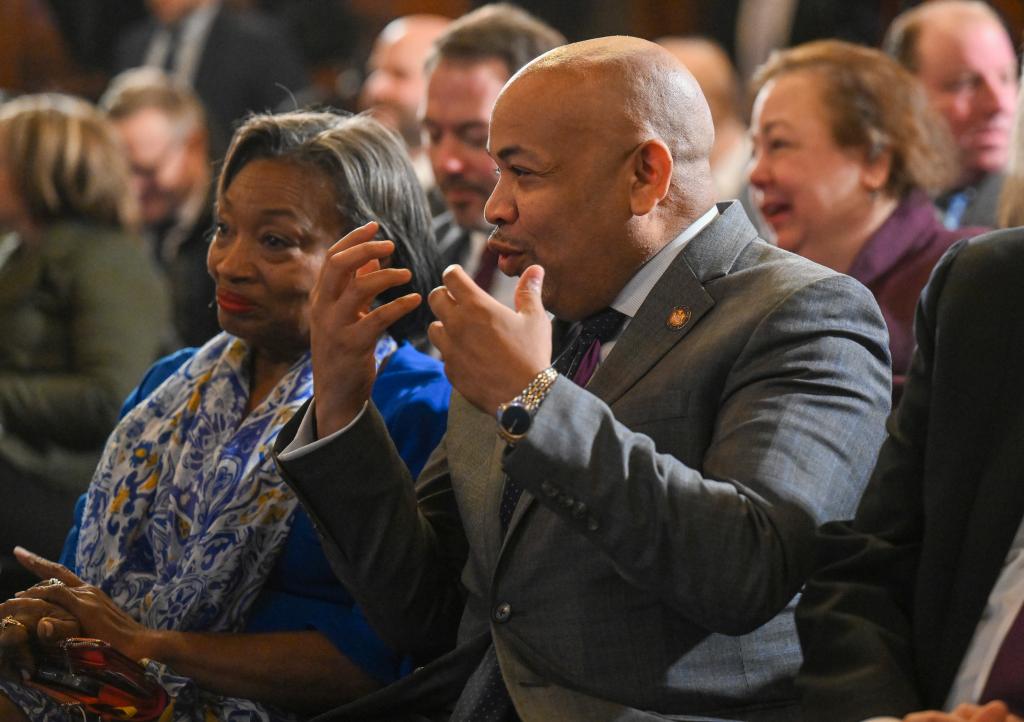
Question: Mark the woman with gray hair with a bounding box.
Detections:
[0,110,449,721]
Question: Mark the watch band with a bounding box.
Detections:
[517,366,558,412]
[496,367,558,444]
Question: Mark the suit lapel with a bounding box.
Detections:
[587,202,758,405]
[501,202,759,541]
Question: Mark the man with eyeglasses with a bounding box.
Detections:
[422,4,563,307]
[101,67,219,347]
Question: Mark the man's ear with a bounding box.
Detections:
[630,139,673,216]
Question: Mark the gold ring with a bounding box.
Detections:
[0,615,24,631]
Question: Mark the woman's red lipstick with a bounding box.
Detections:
[216,290,256,314]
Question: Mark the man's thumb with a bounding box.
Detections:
[515,265,545,314]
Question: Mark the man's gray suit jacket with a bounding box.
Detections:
[274,201,892,721]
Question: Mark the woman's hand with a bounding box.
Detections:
[310,221,423,436]
[12,547,152,661]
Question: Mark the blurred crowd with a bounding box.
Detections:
[1,1,1024,721]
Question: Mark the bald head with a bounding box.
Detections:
[885,0,1008,71]
[485,37,718,319]
[505,36,715,209]
[359,14,451,147]
[884,0,1017,179]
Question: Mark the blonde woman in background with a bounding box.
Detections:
[0,94,171,598]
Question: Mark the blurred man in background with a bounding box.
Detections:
[885,0,1018,229]
[359,14,450,201]
[102,67,219,346]
[422,3,563,307]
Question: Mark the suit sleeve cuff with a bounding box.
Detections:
[277,399,368,460]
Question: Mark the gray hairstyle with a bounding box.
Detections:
[220,110,440,341]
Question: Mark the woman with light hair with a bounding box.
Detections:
[749,40,986,400]
[0,94,171,597]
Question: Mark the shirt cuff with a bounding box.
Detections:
[277,399,368,460]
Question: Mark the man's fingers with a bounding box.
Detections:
[427,321,449,359]
[514,265,545,315]
[13,547,83,588]
[440,264,486,304]
[427,285,456,320]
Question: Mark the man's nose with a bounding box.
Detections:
[435,134,466,175]
[484,173,515,226]
[978,73,1016,117]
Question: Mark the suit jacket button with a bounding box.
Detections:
[493,602,512,623]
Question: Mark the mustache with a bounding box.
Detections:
[487,228,524,251]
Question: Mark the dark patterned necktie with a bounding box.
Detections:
[980,600,1024,714]
[460,308,627,722]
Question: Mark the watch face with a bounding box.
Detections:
[500,403,532,435]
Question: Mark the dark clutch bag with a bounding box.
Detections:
[22,637,169,721]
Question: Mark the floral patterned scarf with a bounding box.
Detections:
[75,331,397,634]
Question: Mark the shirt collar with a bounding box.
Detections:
[611,205,718,319]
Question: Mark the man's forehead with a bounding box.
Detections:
[428,58,510,97]
[917,16,1009,62]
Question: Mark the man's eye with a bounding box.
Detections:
[458,130,489,148]
[510,167,531,177]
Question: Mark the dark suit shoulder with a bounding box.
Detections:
[113,19,157,71]
[936,227,1024,294]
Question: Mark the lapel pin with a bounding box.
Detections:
[666,305,691,330]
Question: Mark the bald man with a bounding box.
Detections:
[359,15,450,187]
[884,1,1018,229]
[276,36,890,721]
